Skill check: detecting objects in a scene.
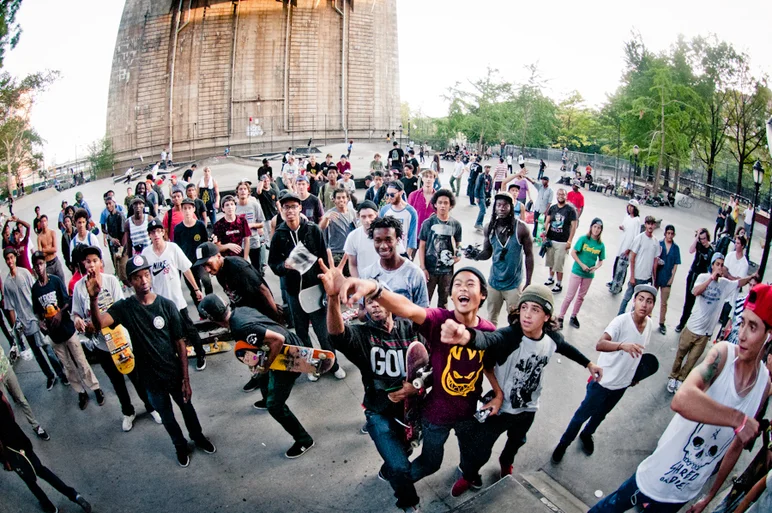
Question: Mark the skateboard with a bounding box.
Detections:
[631,353,659,384]
[6,447,36,482]
[236,343,335,376]
[101,325,135,375]
[188,319,234,356]
[403,341,431,449]
[187,341,233,357]
[608,256,630,295]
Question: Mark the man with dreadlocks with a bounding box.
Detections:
[471,192,534,326]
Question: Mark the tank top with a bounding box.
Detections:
[198,176,215,208]
[488,219,524,291]
[129,217,151,255]
[636,344,769,503]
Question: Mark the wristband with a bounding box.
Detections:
[734,414,747,435]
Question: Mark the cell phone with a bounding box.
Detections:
[474,408,492,423]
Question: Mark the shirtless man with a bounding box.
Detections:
[36,215,66,283]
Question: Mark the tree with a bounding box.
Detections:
[87,136,115,177]
[0,1,22,69]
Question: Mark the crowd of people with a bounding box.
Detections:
[0,142,770,513]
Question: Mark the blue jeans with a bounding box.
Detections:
[589,473,686,512]
[146,382,205,451]
[560,381,627,446]
[409,418,480,483]
[475,197,487,226]
[287,294,339,373]
[365,410,418,509]
[618,278,652,315]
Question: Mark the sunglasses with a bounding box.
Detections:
[386,193,397,198]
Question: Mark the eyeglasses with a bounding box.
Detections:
[281,204,300,211]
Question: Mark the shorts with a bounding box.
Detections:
[545,241,568,273]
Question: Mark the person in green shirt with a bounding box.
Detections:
[558,217,605,329]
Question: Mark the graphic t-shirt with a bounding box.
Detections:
[686,274,738,336]
[300,195,324,224]
[324,208,355,254]
[545,203,577,243]
[420,215,462,275]
[141,243,191,310]
[420,308,496,425]
[597,313,652,390]
[3,268,39,335]
[173,221,209,264]
[236,200,265,249]
[31,275,76,344]
[571,235,605,279]
[360,259,429,308]
[389,147,405,168]
[213,216,250,256]
[689,243,714,275]
[72,273,126,352]
[229,306,304,349]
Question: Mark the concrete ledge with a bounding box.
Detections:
[519,470,590,513]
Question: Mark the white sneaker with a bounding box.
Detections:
[150,411,163,424]
[21,348,33,361]
[674,380,683,392]
[122,414,136,432]
[666,378,676,393]
[334,367,347,380]
[307,373,319,382]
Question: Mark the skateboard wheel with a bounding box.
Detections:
[319,353,327,360]
[412,378,423,389]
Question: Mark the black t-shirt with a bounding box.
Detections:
[400,176,420,197]
[107,295,184,390]
[105,210,126,241]
[546,203,577,243]
[174,220,209,263]
[329,319,419,413]
[690,242,714,275]
[301,195,324,224]
[409,157,420,172]
[216,257,279,321]
[389,148,405,169]
[258,165,273,180]
[258,188,279,220]
[193,198,207,222]
[229,306,306,349]
[31,275,76,344]
[306,162,322,175]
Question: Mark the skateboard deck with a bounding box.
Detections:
[609,256,629,295]
[631,353,659,384]
[186,340,233,357]
[403,341,430,449]
[188,319,234,356]
[236,343,335,376]
[6,447,36,482]
[101,325,135,375]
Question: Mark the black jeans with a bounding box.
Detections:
[13,447,78,510]
[462,410,536,481]
[146,381,205,451]
[249,247,264,277]
[184,266,213,306]
[256,370,312,444]
[286,295,339,373]
[27,334,65,381]
[94,348,153,417]
[179,308,205,359]
[677,272,698,329]
[559,381,627,446]
[410,418,480,483]
[532,211,541,237]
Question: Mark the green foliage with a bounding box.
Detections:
[87,136,115,177]
[0,1,22,70]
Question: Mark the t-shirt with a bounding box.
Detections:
[213,216,250,256]
[31,275,76,344]
[72,273,126,352]
[388,147,405,168]
[452,162,466,178]
[744,208,754,224]
[723,252,748,305]
[420,215,462,275]
[400,176,420,197]
[216,257,278,320]
[629,232,661,281]
[107,295,185,390]
[324,208,355,254]
[726,293,748,345]
[514,179,528,202]
[689,242,714,275]
[545,203,577,243]
[257,188,279,220]
[173,221,209,263]
[229,306,305,351]
[190,198,207,222]
[236,200,265,250]
[686,274,738,335]
[300,195,324,224]
[571,235,605,279]
[597,313,652,390]
[163,209,184,242]
[379,204,419,250]
[493,164,508,183]
[566,190,584,210]
[336,161,351,175]
[420,309,496,425]
[344,227,405,276]
[654,241,682,287]
[141,243,191,311]
[618,215,642,256]
[69,232,101,261]
[360,259,429,307]
[2,269,39,335]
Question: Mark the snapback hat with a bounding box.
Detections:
[711,253,725,265]
[198,294,229,321]
[147,218,164,233]
[126,255,151,277]
[31,251,46,264]
[78,245,102,262]
[192,242,219,268]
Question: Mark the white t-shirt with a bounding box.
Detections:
[494,332,558,415]
[506,155,513,166]
[141,242,191,310]
[618,215,642,256]
[744,208,754,224]
[723,252,748,305]
[69,232,101,260]
[686,274,738,336]
[629,232,660,281]
[452,162,466,178]
[597,313,652,390]
[343,226,405,275]
[517,155,525,165]
[72,273,127,352]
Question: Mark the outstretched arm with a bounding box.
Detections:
[340,278,427,325]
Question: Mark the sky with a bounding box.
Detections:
[3,0,771,164]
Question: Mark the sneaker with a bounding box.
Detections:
[552,284,563,293]
[450,475,483,497]
[401,507,420,513]
[377,468,388,482]
[94,389,105,406]
[659,323,667,335]
[666,378,677,393]
[41,504,58,513]
[474,224,483,232]
[544,277,555,286]
[150,410,163,424]
[78,392,89,410]
[285,440,315,459]
[46,376,57,391]
[74,495,92,513]
[307,373,319,382]
[674,325,683,333]
[176,448,191,467]
[253,399,267,410]
[20,348,33,361]
[195,438,216,454]
[61,377,70,386]
[243,374,261,392]
[557,318,564,330]
[122,414,136,432]
[500,462,513,478]
[34,426,50,441]
[579,434,594,455]
[196,355,206,371]
[675,380,683,392]
[551,442,568,463]
[334,367,347,380]
[569,316,580,329]
[605,281,613,288]
[360,423,368,435]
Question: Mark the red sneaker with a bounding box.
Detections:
[450,476,482,498]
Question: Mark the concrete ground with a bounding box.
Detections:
[1,141,767,513]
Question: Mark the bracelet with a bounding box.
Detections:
[370,280,385,301]
[734,414,748,435]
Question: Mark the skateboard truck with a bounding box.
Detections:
[412,365,432,389]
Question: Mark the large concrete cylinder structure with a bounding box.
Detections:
[106,0,400,166]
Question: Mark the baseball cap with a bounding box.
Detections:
[192,242,219,268]
[519,284,554,315]
[572,180,580,187]
[220,194,236,207]
[633,284,658,302]
[181,198,196,208]
[237,178,252,187]
[644,215,657,224]
[296,175,309,183]
[125,255,151,277]
[2,247,17,258]
[343,169,352,175]
[130,196,146,207]
[494,192,514,205]
[541,175,550,181]
[629,199,639,206]
[711,253,725,265]
[278,190,302,205]
[147,218,164,233]
[743,284,772,327]
[31,251,46,264]
[78,245,102,262]
[198,294,229,321]
[170,174,177,180]
[590,217,603,228]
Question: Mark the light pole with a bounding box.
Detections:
[747,160,763,260]
[629,145,639,185]
[757,116,772,279]
[398,124,403,146]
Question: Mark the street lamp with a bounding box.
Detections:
[757,115,772,280]
[628,145,639,186]
[747,160,764,259]
[398,124,403,146]
[633,145,640,179]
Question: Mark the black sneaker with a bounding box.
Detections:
[195,438,216,454]
[61,377,70,386]
[552,284,563,293]
[579,434,595,455]
[34,426,51,441]
[41,503,58,513]
[243,374,261,392]
[360,423,368,435]
[557,318,564,330]
[659,323,667,335]
[94,389,105,406]
[176,448,191,467]
[285,440,315,459]
[74,494,93,513]
[674,325,683,333]
[78,392,89,410]
[544,277,555,286]
[570,316,580,329]
[46,376,57,391]
[196,355,206,371]
[253,399,267,410]
[551,442,568,463]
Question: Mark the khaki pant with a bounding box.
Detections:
[545,242,568,274]
[51,333,100,394]
[487,287,522,327]
[669,328,709,381]
[1,366,40,428]
[657,286,671,325]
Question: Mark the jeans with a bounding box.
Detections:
[146,381,205,451]
[449,176,460,196]
[257,370,312,444]
[179,308,205,359]
[559,274,593,319]
[286,295,339,373]
[460,411,536,481]
[618,278,651,315]
[12,446,78,511]
[249,247,264,277]
[532,212,541,237]
[409,419,480,483]
[27,333,65,382]
[589,473,686,513]
[94,348,153,417]
[366,410,418,509]
[475,197,486,226]
[677,272,698,329]
[427,273,452,308]
[559,381,627,446]
[184,265,213,306]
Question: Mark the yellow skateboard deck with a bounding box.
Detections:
[186,341,233,357]
[236,343,335,376]
[101,325,135,375]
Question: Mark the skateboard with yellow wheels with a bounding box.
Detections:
[188,319,234,356]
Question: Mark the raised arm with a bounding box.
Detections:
[86,272,115,330]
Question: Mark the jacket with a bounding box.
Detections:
[268,219,327,295]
